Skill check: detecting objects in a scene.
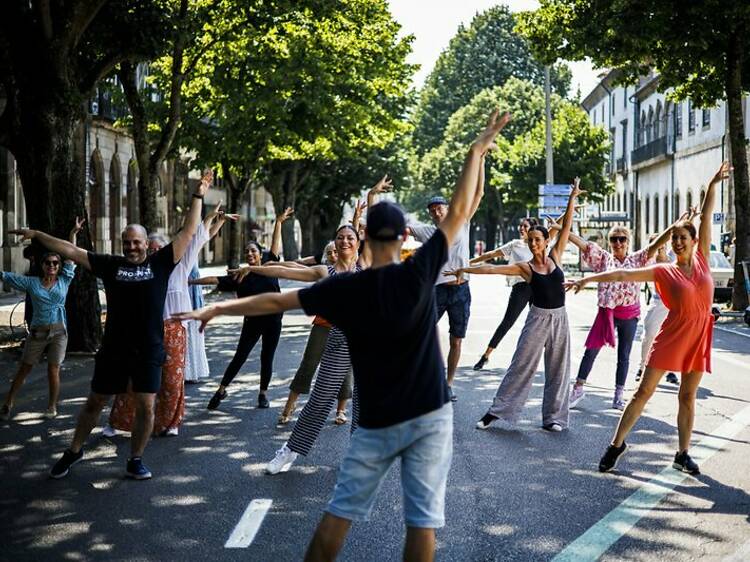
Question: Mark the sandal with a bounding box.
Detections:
[334,410,347,425]
[207,389,227,410]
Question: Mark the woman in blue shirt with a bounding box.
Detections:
[0,218,82,421]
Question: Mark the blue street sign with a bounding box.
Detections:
[538,184,571,196]
[713,212,724,224]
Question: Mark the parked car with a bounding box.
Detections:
[709,251,734,302]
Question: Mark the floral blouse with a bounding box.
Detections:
[582,242,651,309]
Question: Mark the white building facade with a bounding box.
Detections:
[582,70,740,251]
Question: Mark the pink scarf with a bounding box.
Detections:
[584,303,641,349]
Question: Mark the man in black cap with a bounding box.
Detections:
[407,157,486,402]
[173,110,510,562]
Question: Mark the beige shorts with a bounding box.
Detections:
[22,324,68,366]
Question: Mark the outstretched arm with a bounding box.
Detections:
[564,265,659,293]
[9,229,91,271]
[366,175,393,210]
[66,217,86,264]
[172,291,302,332]
[698,161,730,256]
[469,247,504,265]
[229,264,328,283]
[645,206,698,259]
[171,169,212,263]
[189,276,220,285]
[468,153,486,219]
[550,178,584,263]
[271,207,294,257]
[444,263,528,283]
[441,110,511,246]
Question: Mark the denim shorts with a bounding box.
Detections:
[326,402,453,528]
[435,282,471,338]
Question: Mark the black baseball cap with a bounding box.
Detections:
[366,201,406,241]
[426,195,449,208]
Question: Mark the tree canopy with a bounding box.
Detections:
[410,5,571,156]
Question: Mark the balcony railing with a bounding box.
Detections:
[631,136,668,166]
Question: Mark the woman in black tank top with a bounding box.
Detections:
[447,180,583,432]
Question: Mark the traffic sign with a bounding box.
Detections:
[713,212,725,224]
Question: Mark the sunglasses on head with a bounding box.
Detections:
[609,236,628,244]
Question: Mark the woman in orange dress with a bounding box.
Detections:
[566,161,730,476]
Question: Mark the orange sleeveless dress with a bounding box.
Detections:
[648,249,714,373]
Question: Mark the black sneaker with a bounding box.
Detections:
[598,442,628,473]
[473,356,488,371]
[257,394,270,409]
[634,369,643,382]
[476,412,498,430]
[49,448,84,479]
[666,372,679,385]
[125,457,152,480]
[448,386,457,402]
[673,451,700,475]
[207,389,227,410]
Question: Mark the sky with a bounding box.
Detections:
[387,0,601,99]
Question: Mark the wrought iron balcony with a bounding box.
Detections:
[631,136,668,166]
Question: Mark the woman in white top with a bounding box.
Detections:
[471,217,538,370]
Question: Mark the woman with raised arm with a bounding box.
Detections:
[0,218,83,421]
[471,217,538,371]
[230,224,361,473]
[566,162,730,475]
[448,180,584,432]
[560,217,672,410]
[190,208,292,410]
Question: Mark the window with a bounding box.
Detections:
[687,190,693,212]
[612,94,616,115]
[702,108,711,127]
[664,194,669,229]
[688,99,696,132]
[653,195,659,232]
[673,191,680,220]
[601,104,605,122]
[622,120,628,156]
[675,102,683,139]
[654,102,662,138]
[623,86,627,108]
[645,197,650,234]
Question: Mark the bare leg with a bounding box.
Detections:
[47,364,61,410]
[305,513,352,562]
[677,371,703,452]
[4,362,34,407]
[336,398,348,413]
[131,393,156,457]
[611,367,665,447]
[404,527,435,562]
[70,393,111,453]
[446,336,462,387]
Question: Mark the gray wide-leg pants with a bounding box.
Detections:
[488,305,570,428]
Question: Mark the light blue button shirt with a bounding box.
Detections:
[1,262,76,328]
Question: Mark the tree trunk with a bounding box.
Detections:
[267,161,302,260]
[726,32,750,310]
[10,107,102,351]
[227,184,242,269]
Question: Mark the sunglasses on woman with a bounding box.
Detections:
[609,236,628,244]
[44,260,60,266]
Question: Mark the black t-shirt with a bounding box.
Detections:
[298,229,450,429]
[217,252,282,319]
[88,244,177,360]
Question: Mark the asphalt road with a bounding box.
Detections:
[1,275,749,561]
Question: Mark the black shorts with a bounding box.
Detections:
[91,349,165,395]
[435,282,471,339]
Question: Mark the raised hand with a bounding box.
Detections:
[710,161,731,185]
[196,169,213,196]
[570,177,585,199]
[7,228,35,241]
[352,199,367,222]
[172,306,217,333]
[563,279,586,294]
[277,207,294,223]
[471,109,512,155]
[72,216,86,233]
[228,266,252,282]
[369,175,393,195]
[222,213,241,222]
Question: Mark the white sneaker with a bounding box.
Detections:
[569,385,586,408]
[44,407,57,419]
[101,425,118,438]
[165,427,179,437]
[265,444,298,475]
[543,422,563,432]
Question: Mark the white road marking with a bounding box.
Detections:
[552,404,750,562]
[225,499,272,548]
[715,325,750,339]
